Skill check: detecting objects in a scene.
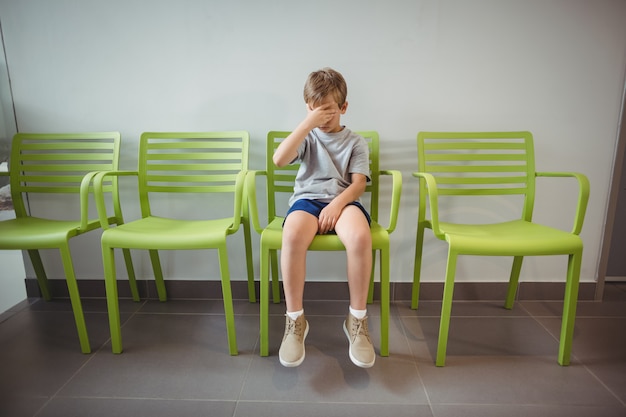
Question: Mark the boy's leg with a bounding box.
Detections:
[281,210,318,312]
[279,210,317,367]
[335,205,375,368]
[334,205,372,310]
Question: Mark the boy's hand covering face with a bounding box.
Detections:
[305,95,347,133]
[306,102,338,130]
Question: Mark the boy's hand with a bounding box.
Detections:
[318,201,343,234]
[305,103,337,129]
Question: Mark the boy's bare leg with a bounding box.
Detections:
[335,205,375,368]
[281,210,318,312]
[334,205,372,310]
[279,211,317,367]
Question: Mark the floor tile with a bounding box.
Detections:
[402,315,562,362]
[419,356,621,407]
[59,314,258,400]
[538,316,626,405]
[138,298,234,314]
[0,395,48,417]
[431,404,626,417]
[234,402,432,417]
[0,308,122,399]
[520,300,626,318]
[27,297,145,313]
[240,314,428,405]
[36,397,236,417]
[401,315,622,407]
[396,300,531,318]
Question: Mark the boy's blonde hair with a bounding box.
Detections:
[303,67,347,107]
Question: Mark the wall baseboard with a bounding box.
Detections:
[24,278,598,302]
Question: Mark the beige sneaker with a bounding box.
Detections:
[278,314,309,367]
[343,313,375,368]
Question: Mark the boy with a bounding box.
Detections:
[273,68,375,368]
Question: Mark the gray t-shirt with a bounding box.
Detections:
[289,127,370,206]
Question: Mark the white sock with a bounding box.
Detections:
[286,309,303,320]
[350,306,367,319]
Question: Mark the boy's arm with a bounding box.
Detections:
[273,103,337,167]
[318,173,368,234]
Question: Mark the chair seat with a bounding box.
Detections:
[102,216,236,249]
[261,217,390,251]
[437,220,583,256]
[0,217,86,249]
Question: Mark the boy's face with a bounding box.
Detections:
[308,95,348,133]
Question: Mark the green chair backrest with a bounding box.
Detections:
[137,131,249,218]
[9,132,121,219]
[266,131,380,222]
[417,131,536,222]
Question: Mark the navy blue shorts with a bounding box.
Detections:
[284,199,371,231]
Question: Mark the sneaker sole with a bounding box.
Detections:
[343,321,375,368]
[279,321,309,367]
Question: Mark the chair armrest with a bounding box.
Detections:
[92,170,138,230]
[0,172,8,177]
[78,171,108,232]
[379,170,402,233]
[536,171,590,235]
[229,170,248,233]
[412,171,444,239]
[246,170,268,234]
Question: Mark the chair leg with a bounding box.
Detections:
[217,245,238,356]
[411,222,426,309]
[242,219,256,303]
[59,246,91,354]
[504,256,524,309]
[558,252,581,366]
[436,249,458,367]
[121,248,140,302]
[260,245,271,356]
[148,250,167,302]
[379,248,390,357]
[103,245,123,354]
[27,249,51,301]
[367,249,376,304]
[270,249,280,304]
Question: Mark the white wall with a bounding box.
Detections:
[0,0,625,285]
[0,211,26,312]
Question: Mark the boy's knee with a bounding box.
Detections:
[344,228,372,251]
[282,229,302,248]
[282,219,317,249]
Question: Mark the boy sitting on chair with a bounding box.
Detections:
[273,67,374,368]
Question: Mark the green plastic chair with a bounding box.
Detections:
[94,131,253,355]
[247,131,402,357]
[0,132,135,353]
[411,131,590,366]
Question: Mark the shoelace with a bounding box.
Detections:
[349,317,371,342]
[285,316,304,337]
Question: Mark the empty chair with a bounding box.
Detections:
[94,131,253,355]
[0,132,134,353]
[411,131,589,366]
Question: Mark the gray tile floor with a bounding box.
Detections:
[1,283,625,417]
